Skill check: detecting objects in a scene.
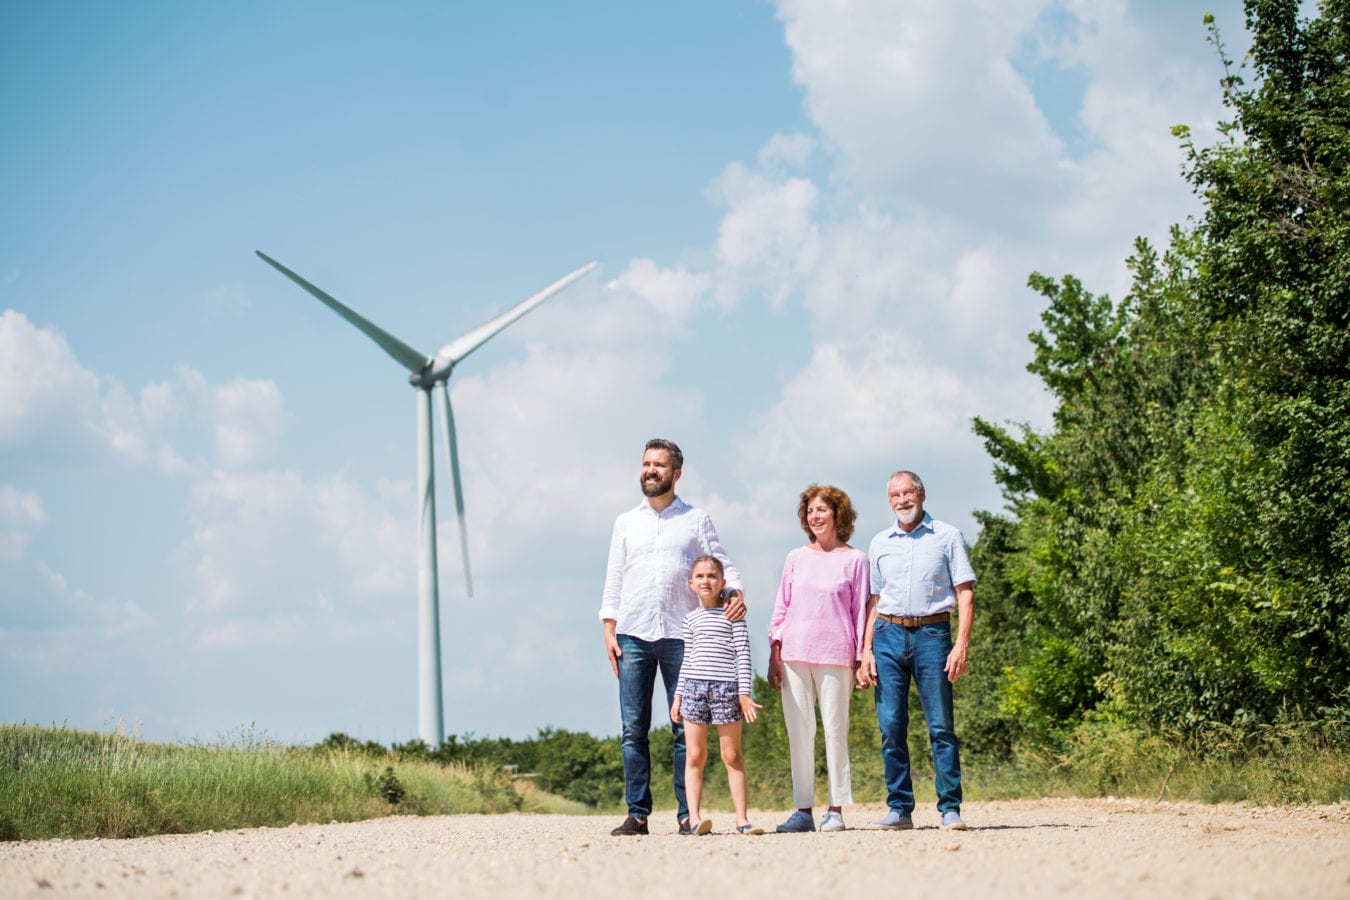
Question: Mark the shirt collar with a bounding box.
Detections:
[889,511,934,538]
[640,495,688,516]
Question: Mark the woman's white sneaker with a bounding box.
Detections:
[819,810,846,832]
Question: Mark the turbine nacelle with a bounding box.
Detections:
[427,353,458,384]
[408,357,455,389]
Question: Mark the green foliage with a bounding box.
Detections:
[960,512,1033,757]
[531,728,623,808]
[319,731,388,756]
[366,766,406,805]
[420,726,623,808]
[390,738,432,760]
[964,0,1350,754]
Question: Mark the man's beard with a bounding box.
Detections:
[896,505,922,526]
[642,472,674,497]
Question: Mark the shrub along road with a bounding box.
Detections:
[2,798,1347,898]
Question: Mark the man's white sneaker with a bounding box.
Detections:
[941,810,968,830]
[819,810,845,832]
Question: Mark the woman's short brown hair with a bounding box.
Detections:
[797,484,857,543]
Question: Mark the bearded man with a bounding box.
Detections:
[861,470,976,831]
[600,438,745,836]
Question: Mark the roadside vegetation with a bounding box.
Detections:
[959,0,1349,801]
[5,700,1344,842]
[0,723,584,842]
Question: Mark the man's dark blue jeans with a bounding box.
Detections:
[872,617,962,814]
[616,634,687,823]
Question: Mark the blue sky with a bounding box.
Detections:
[2,0,1250,745]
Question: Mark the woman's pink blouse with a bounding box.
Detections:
[768,545,871,666]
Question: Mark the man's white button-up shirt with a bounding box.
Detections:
[599,496,743,642]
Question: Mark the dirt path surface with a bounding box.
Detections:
[3,799,1347,899]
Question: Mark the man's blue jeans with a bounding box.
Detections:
[616,634,687,822]
[872,618,962,814]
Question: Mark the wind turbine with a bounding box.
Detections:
[256,250,598,747]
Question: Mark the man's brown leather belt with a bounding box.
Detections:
[878,612,950,627]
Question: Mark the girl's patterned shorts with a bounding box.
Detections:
[680,678,742,725]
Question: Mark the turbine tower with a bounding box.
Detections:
[256,251,597,747]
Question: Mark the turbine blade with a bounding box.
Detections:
[438,383,473,597]
[435,261,598,365]
[256,251,432,374]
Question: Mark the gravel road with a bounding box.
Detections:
[3,799,1347,899]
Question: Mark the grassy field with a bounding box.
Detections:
[4,717,1346,842]
[0,723,585,841]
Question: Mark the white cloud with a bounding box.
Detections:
[740,338,979,470]
[139,379,182,428]
[757,132,817,170]
[450,341,704,573]
[710,163,821,308]
[0,483,44,563]
[775,0,1064,225]
[0,309,105,456]
[180,468,414,617]
[0,311,284,476]
[606,258,711,322]
[210,377,285,469]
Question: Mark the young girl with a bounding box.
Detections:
[670,555,764,835]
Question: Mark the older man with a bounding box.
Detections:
[600,438,745,836]
[861,470,975,831]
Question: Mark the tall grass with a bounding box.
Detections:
[0,723,585,841]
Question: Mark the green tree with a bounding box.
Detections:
[965,0,1349,748]
[1180,0,1350,718]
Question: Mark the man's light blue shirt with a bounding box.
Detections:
[868,512,976,617]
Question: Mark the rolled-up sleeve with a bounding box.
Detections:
[947,531,976,587]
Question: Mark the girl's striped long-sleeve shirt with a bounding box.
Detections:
[674,606,753,697]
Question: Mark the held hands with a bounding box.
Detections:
[739,695,763,723]
[855,650,877,689]
[670,697,682,724]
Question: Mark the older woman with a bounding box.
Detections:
[767,484,870,833]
